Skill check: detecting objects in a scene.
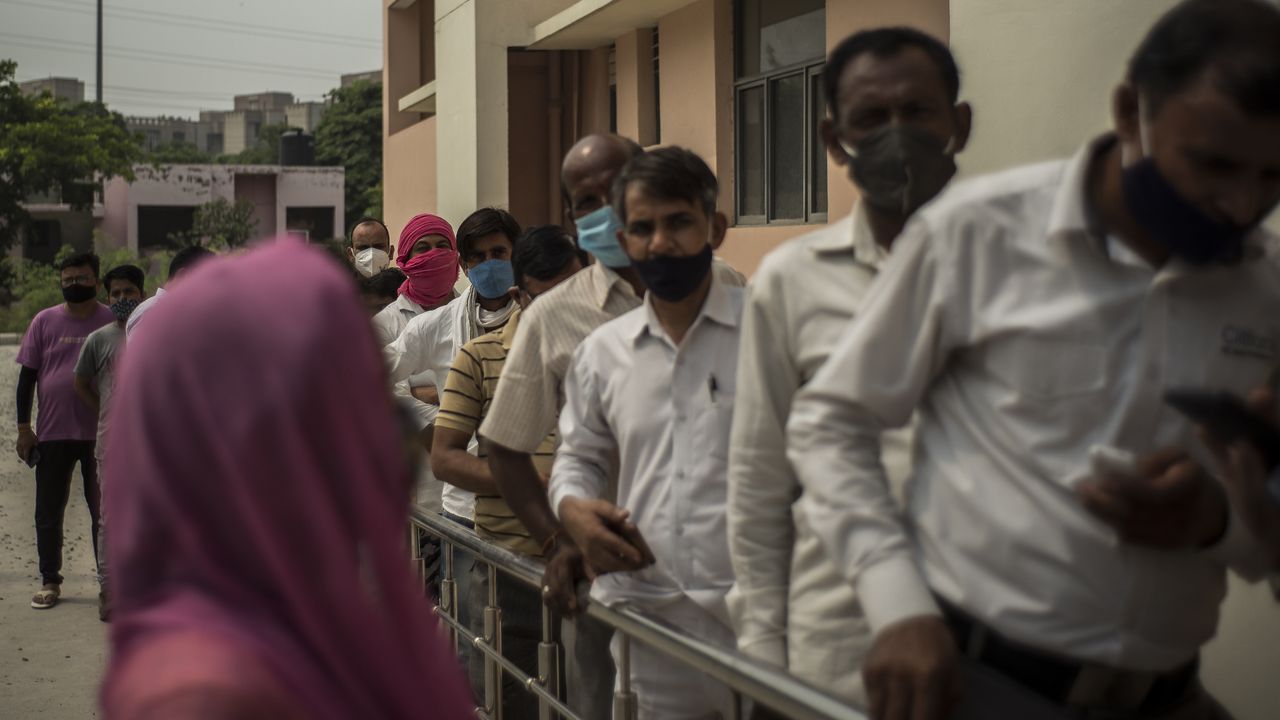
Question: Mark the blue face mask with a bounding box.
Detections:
[467,259,515,300]
[575,205,631,268]
[1121,111,1250,266]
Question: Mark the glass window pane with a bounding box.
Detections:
[770,73,805,220]
[737,0,826,78]
[810,70,827,217]
[737,86,766,219]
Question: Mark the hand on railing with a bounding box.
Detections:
[558,497,656,579]
[542,534,588,615]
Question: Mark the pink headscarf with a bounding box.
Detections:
[101,240,471,719]
[397,213,459,309]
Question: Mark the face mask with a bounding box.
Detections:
[575,206,631,268]
[110,297,141,322]
[842,126,956,216]
[1121,107,1249,266]
[633,243,713,302]
[353,247,390,278]
[467,258,515,300]
[62,284,97,304]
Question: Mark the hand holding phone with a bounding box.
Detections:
[1164,389,1280,470]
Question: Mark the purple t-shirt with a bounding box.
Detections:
[17,303,115,442]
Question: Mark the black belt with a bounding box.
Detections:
[938,599,1197,713]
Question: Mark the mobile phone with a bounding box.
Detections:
[1164,388,1280,470]
[1089,444,1140,481]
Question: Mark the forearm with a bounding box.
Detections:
[488,442,560,544]
[16,366,36,426]
[74,376,100,415]
[431,445,499,495]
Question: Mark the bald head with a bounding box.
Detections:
[561,133,644,224]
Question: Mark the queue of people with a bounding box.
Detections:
[12,1,1280,718]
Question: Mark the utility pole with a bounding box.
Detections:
[95,0,103,103]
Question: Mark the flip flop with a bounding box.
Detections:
[30,586,60,610]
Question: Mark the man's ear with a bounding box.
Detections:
[820,117,851,168]
[951,101,973,154]
[1113,82,1141,146]
[347,246,357,263]
[710,211,729,250]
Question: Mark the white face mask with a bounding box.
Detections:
[354,247,390,278]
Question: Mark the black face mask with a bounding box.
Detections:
[844,125,957,216]
[62,284,97,304]
[632,243,713,302]
[1122,156,1250,266]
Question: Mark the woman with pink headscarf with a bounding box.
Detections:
[372,213,459,347]
[100,240,472,719]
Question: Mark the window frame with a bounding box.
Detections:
[733,3,827,227]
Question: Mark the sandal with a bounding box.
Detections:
[30,585,60,610]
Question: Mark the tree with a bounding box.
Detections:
[147,140,213,164]
[224,123,290,165]
[315,79,382,230]
[0,60,142,253]
[169,198,258,249]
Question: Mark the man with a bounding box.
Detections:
[16,252,115,610]
[550,146,742,719]
[788,2,1280,718]
[360,267,407,317]
[347,216,392,278]
[73,263,146,621]
[372,213,457,346]
[726,28,970,707]
[385,207,522,526]
[125,245,213,338]
[431,224,583,717]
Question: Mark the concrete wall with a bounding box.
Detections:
[383,116,439,248]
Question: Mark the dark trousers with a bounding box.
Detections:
[33,440,100,586]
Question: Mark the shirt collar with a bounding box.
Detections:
[809,202,890,268]
[632,270,738,346]
[587,262,636,310]
[499,308,522,351]
[395,293,423,316]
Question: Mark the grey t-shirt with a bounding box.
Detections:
[74,322,126,460]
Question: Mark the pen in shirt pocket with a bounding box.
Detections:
[708,375,718,404]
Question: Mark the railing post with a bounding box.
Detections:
[441,539,458,653]
[537,603,560,720]
[613,634,637,720]
[483,563,503,720]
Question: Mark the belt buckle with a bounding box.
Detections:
[1067,663,1156,711]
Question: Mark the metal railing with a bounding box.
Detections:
[409,507,868,720]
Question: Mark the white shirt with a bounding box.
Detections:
[372,293,425,347]
[386,286,516,519]
[124,286,165,338]
[550,274,745,623]
[788,135,1276,672]
[727,205,911,680]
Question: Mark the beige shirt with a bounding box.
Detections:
[726,205,910,700]
[480,258,745,453]
[549,275,744,623]
[788,136,1275,672]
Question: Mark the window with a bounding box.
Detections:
[286,207,335,241]
[734,0,826,225]
[137,205,197,250]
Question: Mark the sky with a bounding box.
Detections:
[0,0,382,118]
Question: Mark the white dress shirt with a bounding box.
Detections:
[550,274,745,624]
[386,286,516,520]
[124,286,165,338]
[727,204,911,701]
[788,135,1276,672]
[372,293,425,347]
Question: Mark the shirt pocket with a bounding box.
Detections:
[695,393,736,462]
[986,337,1108,400]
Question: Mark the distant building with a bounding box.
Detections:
[220,92,295,154]
[126,116,200,151]
[19,77,84,103]
[340,70,381,87]
[99,164,345,250]
[198,110,227,155]
[285,101,328,134]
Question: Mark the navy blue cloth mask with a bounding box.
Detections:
[1122,143,1250,266]
[575,206,631,268]
[467,259,515,300]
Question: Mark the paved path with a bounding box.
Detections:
[0,346,105,718]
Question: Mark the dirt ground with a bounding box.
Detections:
[0,345,105,718]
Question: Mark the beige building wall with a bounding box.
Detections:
[383,117,438,241]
